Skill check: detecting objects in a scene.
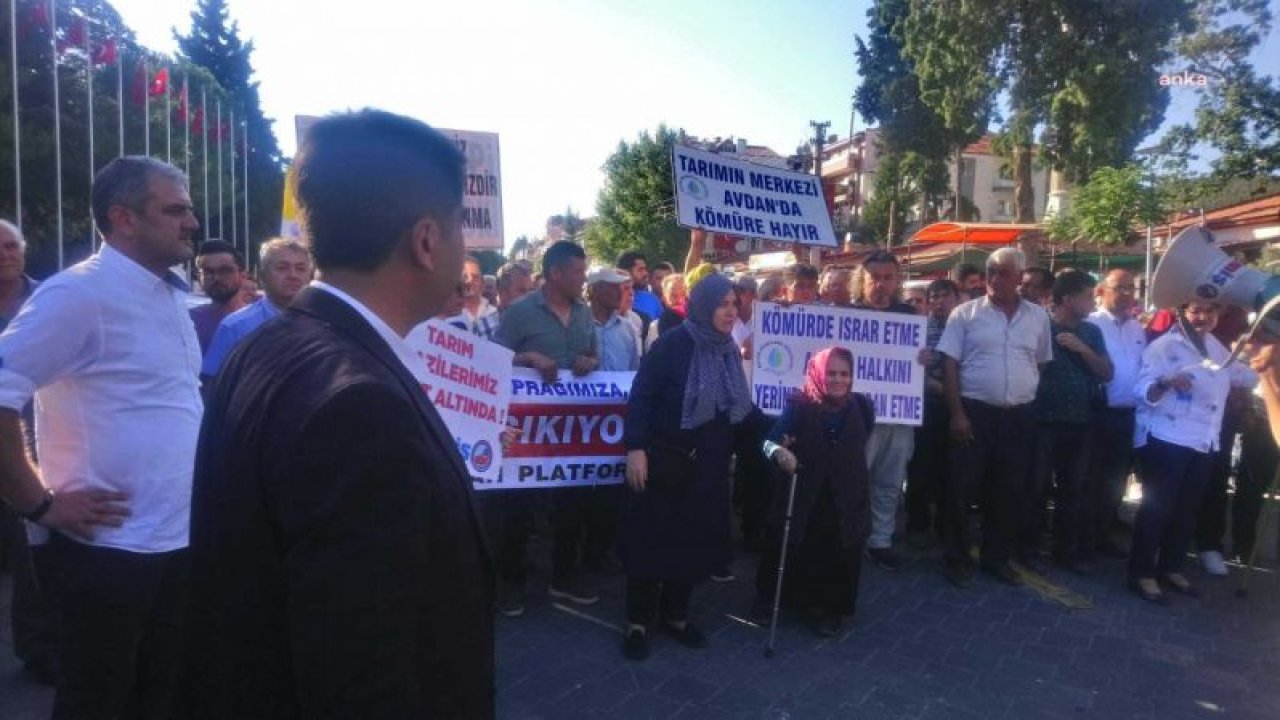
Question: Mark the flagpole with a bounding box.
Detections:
[200,86,208,241]
[142,56,149,156]
[216,98,223,240]
[242,119,249,265]
[50,0,64,268]
[115,41,122,156]
[182,72,189,176]
[84,15,95,243]
[10,0,21,227]
[229,108,237,251]
[164,64,171,162]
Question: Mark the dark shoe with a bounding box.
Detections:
[623,628,650,661]
[944,561,975,589]
[813,613,845,638]
[1097,540,1129,559]
[497,584,525,617]
[549,580,599,605]
[1162,573,1200,598]
[663,621,708,649]
[1129,577,1168,605]
[710,567,736,582]
[865,546,904,571]
[982,562,1023,586]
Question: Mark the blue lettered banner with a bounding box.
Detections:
[751,302,926,426]
[404,319,514,482]
[491,369,635,490]
[671,145,838,247]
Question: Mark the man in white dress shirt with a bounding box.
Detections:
[0,156,203,718]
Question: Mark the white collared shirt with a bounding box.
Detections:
[1135,329,1257,453]
[1086,307,1146,408]
[458,298,499,338]
[0,244,203,552]
[936,296,1053,407]
[310,281,424,379]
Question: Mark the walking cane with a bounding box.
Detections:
[765,465,801,658]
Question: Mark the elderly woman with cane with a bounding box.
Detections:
[756,348,875,639]
[620,272,767,661]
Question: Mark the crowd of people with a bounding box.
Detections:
[0,108,1278,718]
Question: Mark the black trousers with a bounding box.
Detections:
[1023,422,1092,562]
[1087,408,1135,550]
[481,491,537,587]
[38,534,190,720]
[1232,415,1279,561]
[906,398,949,535]
[582,484,624,567]
[945,399,1034,568]
[1130,437,1213,579]
[625,577,694,627]
[1195,413,1243,553]
[755,486,863,617]
[551,486,592,585]
[6,512,59,669]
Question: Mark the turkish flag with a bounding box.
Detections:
[150,68,169,97]
[192,107,204,135]
[93,39,118,66]
[66,17,86,48]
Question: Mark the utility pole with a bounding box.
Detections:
[807,120,830,266]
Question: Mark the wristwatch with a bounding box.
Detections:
[20,488,55,524]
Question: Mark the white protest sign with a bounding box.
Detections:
[489,369,634,490]
[404,319,513,482]
[288,117,504,250]
[671,145,837,247]
[751,302,926,426]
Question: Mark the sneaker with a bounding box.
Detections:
[497,585,525,617]
[710,567,736,582]
[662,621,708,649]
[622,628,650,661]
[1201,550,1229,577]
[549,581,599,605]
[865,547,903,572]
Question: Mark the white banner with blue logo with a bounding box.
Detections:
[751,302,927,426]
[671,144,837,247]
[405,319,514,482]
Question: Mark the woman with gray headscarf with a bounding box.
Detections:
[619,272,767,661]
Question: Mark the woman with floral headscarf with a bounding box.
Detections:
[755,348,875,637]
[619,272,767,661]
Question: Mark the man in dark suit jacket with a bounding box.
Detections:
[182,110,494,719]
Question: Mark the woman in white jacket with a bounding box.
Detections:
[1130,300,1257,603]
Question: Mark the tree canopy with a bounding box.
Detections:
[583,125,689,267]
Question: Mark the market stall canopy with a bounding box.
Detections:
[909,222,1042,246]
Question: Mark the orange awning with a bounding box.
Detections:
[909,222,1042,245]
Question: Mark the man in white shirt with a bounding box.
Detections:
[1084,269,1146,559]
[0,156,203,717]
[456,254,499,338]
[937,247,1052,587]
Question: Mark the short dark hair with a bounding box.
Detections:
[294,110,465,272]
[196,239,245,270]
[616,250,646,271]
[1023,267,1054,290]
[784,263,820,284]
[542,240,586,275]
[1052,270,1096,305]
[862,249,900,269]
[92,156,187,235]
[953,263,981,282]
[927,278,960,297]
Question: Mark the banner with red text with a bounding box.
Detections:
[404,319,513,482]
[489,369,634,490]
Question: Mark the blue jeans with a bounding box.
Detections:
[866,423,915,549]
[1129,437,1213,579]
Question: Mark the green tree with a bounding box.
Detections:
[584,125,689,267]
[1045,164,1165,246]
[176,0,284,262]
[1159,0,1280,179]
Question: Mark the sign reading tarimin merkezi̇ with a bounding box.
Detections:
[751,302,926,426]
[286,116,504,250]
[671,145,837,247]
[404,319,514,483]
[490,369,634,490]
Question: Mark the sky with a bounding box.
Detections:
[109,0,1279,251]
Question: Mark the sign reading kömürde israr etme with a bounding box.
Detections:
[671,145,838,247]
[287,116,505,250]
[491,369,634,490]
[751,302,926,427]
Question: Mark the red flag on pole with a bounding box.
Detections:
[93,38,118,66]
[131,62,147,104]
[66,17,86,47]
[192,106,204,135]
[149,68,169,97]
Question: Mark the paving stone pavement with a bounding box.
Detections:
[3,538,1279,719]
